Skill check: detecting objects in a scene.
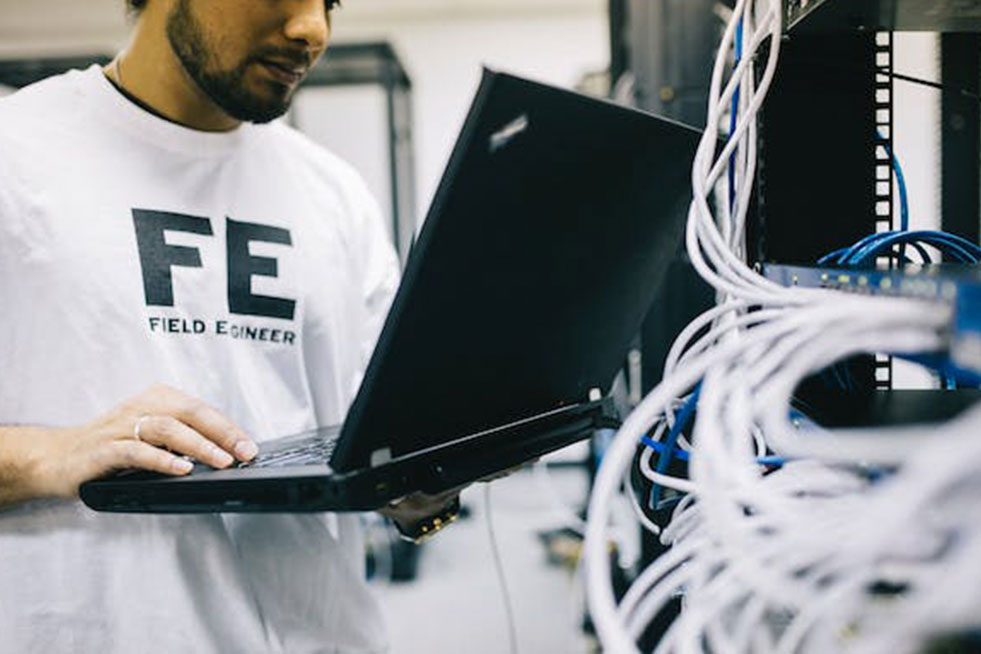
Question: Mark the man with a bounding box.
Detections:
[0,1,457,651]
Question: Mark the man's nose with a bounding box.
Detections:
[282,0,329,52]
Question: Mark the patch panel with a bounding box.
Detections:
[762,263,981,375]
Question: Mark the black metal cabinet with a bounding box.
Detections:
[777,0,981,249]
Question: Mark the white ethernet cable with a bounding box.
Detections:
[634,317,964,654]
[582,0,980,651]
[588,283,960,652]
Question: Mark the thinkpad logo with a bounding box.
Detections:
[489,113,530,153]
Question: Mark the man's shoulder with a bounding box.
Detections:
[259,121,374,200]
[0,67,93,184]
[263,123,362,177]
[0,66,90,126]
[256,123,391,250]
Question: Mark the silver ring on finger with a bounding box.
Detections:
[133,415,152,442]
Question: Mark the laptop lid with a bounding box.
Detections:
[330,68,699,472]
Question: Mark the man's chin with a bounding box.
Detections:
[219,89,292,124]
[235,105,290,124]
[229,79,295,122]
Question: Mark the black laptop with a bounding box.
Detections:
[80,68,699,514]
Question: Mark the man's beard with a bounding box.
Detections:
[166,0,297,124]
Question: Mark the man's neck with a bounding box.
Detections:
[109,19,240,133]
[103,68,185,127]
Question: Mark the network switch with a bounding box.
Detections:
[762,263,981,376]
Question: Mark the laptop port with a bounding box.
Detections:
[298,482,323,503]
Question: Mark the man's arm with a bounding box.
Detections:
[0,426,57,507]
[0,384,258,509]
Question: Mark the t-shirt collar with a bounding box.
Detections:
[85,64,256,157]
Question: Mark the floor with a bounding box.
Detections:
[368,465,597,654]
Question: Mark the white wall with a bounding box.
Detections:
[291,86,395,241]
[331,9,609,223]
[0,0,128,57]
[894,32,941,232]
[891,33,943,390]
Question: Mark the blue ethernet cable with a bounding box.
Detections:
[818,133,980,269]
[816,136,981,270]
[820,234,931,265]
[639,384,792,509]
[728,19,744,215]
[893,139,910,233]
[639,438,789,468]
[844,231,980,266]
[876,129,910,232]
[820,231,981,268]
[647,384,701,509]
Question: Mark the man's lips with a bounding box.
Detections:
[257,59,307,85]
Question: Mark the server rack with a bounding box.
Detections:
[757,3,981,412]
[614,0,981,647]
[776,2,981,255]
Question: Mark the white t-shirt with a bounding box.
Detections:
[0,65,399,653]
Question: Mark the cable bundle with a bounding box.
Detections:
[582,1,980,652]
[819,230,981,267]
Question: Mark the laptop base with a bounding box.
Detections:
[80,399,618,513]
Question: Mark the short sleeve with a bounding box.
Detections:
[353,180,401,368]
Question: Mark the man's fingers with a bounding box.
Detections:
[137,416,234,469]
[156,391,256,462]
[101,440,194,477]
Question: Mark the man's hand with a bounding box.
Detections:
[1,384,257,505]
[376,463,534,540]
[378,487,462,534]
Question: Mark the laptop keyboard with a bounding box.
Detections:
[237,434,339,469]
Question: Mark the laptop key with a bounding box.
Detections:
[238,437,339,469]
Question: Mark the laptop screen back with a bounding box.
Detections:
[331,69,699,470]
